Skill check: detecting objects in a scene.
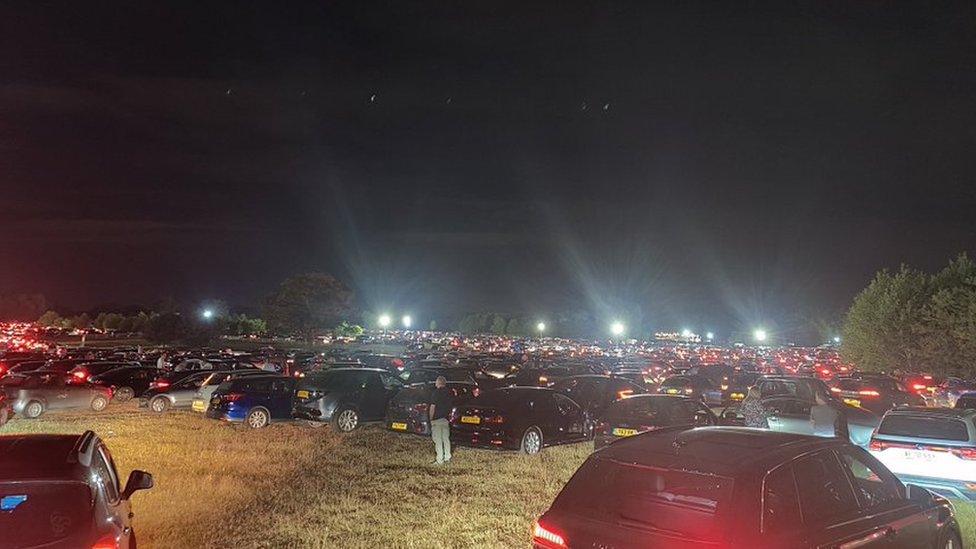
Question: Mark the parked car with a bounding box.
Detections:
[0,430,153,548]
[593,394,715,449]
[294,368,404,431]
[399,367,476,387]
[829,373,924,414]
[89,366,160,402]
[657,374,716,403]
[139,371,213,413]
[719,371,760,405]
[190,369,273,413]
[955,392,976,410]
[931,378,976,408]
[67,361,139,385]
[207,375,295,428]
[450,387,590,454]
[534,427,962,549]
[756,376,880,446]
[4,372,112,418]
[386,381,479,435]
[550,375,646,419]
[870,407,976,501]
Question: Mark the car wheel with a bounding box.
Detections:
[245,407,270,429]
[24,400,44,419]
[333,408,359,432]
[115,386,135,402]
[149,396,170,413]
[520,426,543,455]
[940,528,962,549]
[91,395,109,412]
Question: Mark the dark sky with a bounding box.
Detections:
[2,2,975,337]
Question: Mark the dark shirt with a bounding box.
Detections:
[430,386,453,421]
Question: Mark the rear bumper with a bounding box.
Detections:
[450,426,517,450]
[896,474,976,501]
[206,406,245,422]
[386,413,429,435]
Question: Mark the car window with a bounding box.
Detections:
[837,448,902,509]
[878,415,970,441]
[553,393,579,415]
[792,450,859,526]
[762,464,800,535]
[380,374,402,390]
[91,446,120,503]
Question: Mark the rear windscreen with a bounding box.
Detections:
[0,481,92,547]
[878,415,970,442]
[552,458,732,542]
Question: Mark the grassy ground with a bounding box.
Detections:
[1,404,590,548]
[3,405,975,547]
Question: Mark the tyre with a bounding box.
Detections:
[91,395,109,412]
[115,386,135,402]
[333,407,359,432]
[520,426,543,455]
[23,400,44,419]
[245,407,270,429]
[939,528,962,549]
[149,396,170,413]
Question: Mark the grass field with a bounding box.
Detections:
[4,404,975,548]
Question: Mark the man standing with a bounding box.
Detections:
[428,376,452,465]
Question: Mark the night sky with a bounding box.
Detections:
[2,2,975,336]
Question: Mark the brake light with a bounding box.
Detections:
[720,384,728,391]
[532,521,567,548]
[73,370,88,379]
[830,387,841,393]
[392,358,404,369]
[593,420,609,435]
[820,369,830,375]
[538,376,548,385]
[952,448,976,460]
[684,388,693,394]
[223,393,244,402]
[858,389,880,397]
[91,534,118,549]
[153,379,170,389]
[484,414,505,424]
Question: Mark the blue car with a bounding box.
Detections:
[206,375,296,428]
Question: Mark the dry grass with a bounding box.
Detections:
[1,404,590,548]
[5,405,974,548]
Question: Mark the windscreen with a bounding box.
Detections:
[552,458,732,542]
[878,415,970,442]
[0,481,92,548]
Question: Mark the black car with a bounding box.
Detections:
[720,371,761,405]
[503,365,593,388]
[550,375,646,419]
[89,366,160,402]
[534,427,961,549]
[830,373,924,414]
[386,381,479,435]
[592,394,716,449]
[399,367,476,387]
[293,368,404,432]
[67,361,140,385]
[450,387,590,454]
[6,372,113,418]
[657,374,716,402]
[0,430,153,548]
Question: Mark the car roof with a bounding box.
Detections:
[0,432,99,481]
[596,427,839,477]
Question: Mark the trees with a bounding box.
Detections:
[263,273,354,340]
[843,254,976,376]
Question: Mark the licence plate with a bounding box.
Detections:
[612,427,638,437]
[460,415,481,424]
[296,390,310,399]
[843,398,861,407]
[390,422,407,431]
[666,389,679,394]
[191,400,206,412]
[903,449,937,462]
[731,393,745,401]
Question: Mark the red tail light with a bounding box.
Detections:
[222,393,244,402]
[392,358,404,369]
[532,520,567,548]
[152,379,170,389]
[869,439,884,451]
[91,534,119,549]
[952,448,976,460]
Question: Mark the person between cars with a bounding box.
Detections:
[428,376,452,465]
[741,386,769,428]
[811,391,850,439]
[156,351,170,370]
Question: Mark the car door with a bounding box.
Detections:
[551,393,586,440]
[268,379,295,419]
[359,373,394,420]
[765,397,814,435]
[835,447,936,548]
[172,375,206,406]
[91,444,133,546]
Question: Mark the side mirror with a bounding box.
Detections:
[121,470,154,500]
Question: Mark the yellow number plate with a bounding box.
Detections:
[843,398,861,407]
[390,422,407,431]
[666,389,679,394]
[296,390,310,398]
[460,415,481,424]
[612,427,638,437]
[730,393,745,401]
[191,400,206,412]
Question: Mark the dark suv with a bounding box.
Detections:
[0,430,153,548]
[293,368,404,432]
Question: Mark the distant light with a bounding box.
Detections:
[402,315,412,329]
[201,309,214,320]
[681,328,693,338]
[706,332,714,341]
[378,314,392,328]
[610,321,625,337]
[753,329,768,343]
[833,336,841,344]
[536,321,546,333]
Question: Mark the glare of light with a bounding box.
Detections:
[753,329,768,343]
[681,328,692,338]
[610,321,625,337]
[201,309,214,320]
[536,321,546,333]
[706,332,714,341]
[401,315,412,329]
[378,314,392,328]
[833,336,841,344]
